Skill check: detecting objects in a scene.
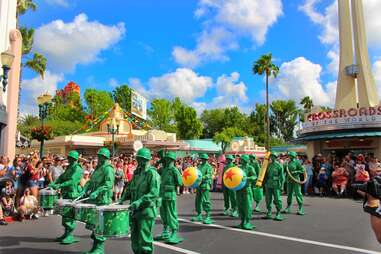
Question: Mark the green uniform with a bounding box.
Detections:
[284,158,305,215]
[250,159,263,212]
[191,159,213,224]
[223,161,237,216]
[236,157,257,230]
[264,160,284,221]
[50,160,83,244]
[82,152,115,254]
[123,164,160,254]
[157,154,183,244]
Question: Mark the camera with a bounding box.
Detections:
[352,176,381,199]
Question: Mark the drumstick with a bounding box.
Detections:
[74,197,90,203]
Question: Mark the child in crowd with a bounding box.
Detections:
[318,167,329,197]
[114,161,125,201]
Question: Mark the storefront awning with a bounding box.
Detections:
[296,130,381,141]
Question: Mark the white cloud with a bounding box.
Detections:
[108,78,119,88]
[173,0,282,67]
[45,0,69,7]
[210,72,248,107]
[20,71,64,115]
[272,57,336,107]
[373,60,381,96]
[34,13,125,72]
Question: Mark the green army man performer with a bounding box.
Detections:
[235,155,257,230]
[283,151,306,215]
[264,152,284,221]
[155,151,183,244]
[120,148,160,254]
[191,153,213,224]
[80,148,115,254]
[49,150,83,244]
[223,155,238,217]
[250,154,263,212]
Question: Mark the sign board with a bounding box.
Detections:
[131,90,147,120]
[300,105,381,134]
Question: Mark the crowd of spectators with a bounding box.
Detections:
[1,150,379,226]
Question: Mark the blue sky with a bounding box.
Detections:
[19,0,381,115]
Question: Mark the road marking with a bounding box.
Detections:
[154,241,201,254]
[179,218,380,254]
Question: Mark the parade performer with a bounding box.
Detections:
[49,150,83,244]
[250,154,263,212]
[80,148,114,254]
[283,151,306,215]
[264,152,284,221]
[120,148,160,254]
[155,151,183,244]
[223,155,238,217]
[191,153,213,224]
[235,155,257,230]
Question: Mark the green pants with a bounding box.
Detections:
[62,216,76,232]
[236,188,252,221]
[160,200,179,230]
[265,187,282,211]
[130,213,155,254]
[287,182,303,207]
[252,187,263,203]
[195,189,211,214]
[223,187,236,210]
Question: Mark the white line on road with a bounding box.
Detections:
[154,241,201,254]
[179,218,380,254]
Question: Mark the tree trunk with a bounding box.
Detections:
[266,73,270,151]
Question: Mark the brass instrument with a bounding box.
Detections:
[284,162,308,185]
[255,152,270,188]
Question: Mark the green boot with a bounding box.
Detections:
[60,233,79,245]
[154,227,170,241]
[274,211,283,221]
[223,208,230,216]
[203,213,213,224]
[165,230,184,245]
[282,206,291,214]
[242,219,255,230]
[254,204,261,212]
[55,230,68,242]
[230,209,239,218]
[87,239,104,254]
[191,214,203,222]
[297,206,305,216]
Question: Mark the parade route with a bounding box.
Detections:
[1,193,380,254]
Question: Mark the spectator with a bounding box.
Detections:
[0,206,7,225]
[80,170,90,188]
[48,157,64,184]
[332,163,349,197]
[17,188,39,221]
[318,167,329,197]
[303,160,314,195]
[114,161,125,200]
[24,157,40,198]
[12,157,24,191]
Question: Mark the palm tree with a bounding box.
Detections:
[252,53,279,150]
[25,53,47,79]
[300,96,313,113]
[20,27,34,55]
[17,0,37,17]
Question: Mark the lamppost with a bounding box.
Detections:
[37,93,52,158]
[107,118,120,158]
[0,50,15,93]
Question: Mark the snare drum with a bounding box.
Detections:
[95,205,129,238]
[74,203,96,224]
[39,189,58,209]
[55,199,75,219]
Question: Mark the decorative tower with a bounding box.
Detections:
[335,0,379,109]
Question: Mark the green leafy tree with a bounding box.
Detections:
[213,127,247,153]
[174,104,202,139]
[148,98,176,132]
[20,27,34,55]
[200,109,225,138]
[112,85,131,112]
[300,96,313,113]
[84,89,114,119]
[24,53,47,79]
[17,0,36,17]
[252,53,279,150]
[49,93,85,122]
[270,100,299,142]
[18,114,39,139]
[249,103,267,146]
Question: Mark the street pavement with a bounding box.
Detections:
[0,193,380,254]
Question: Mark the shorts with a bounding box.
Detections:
[27,180,38,188]
[114,185,124,194]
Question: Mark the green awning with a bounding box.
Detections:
[297,130,381,141]
[182,139,221,153]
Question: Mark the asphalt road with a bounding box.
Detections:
[0,193,380,254]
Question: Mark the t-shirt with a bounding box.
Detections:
[49,165,63,182]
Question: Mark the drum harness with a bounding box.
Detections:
[284,161,308,185]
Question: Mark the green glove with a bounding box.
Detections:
[129,201,139,211]
[89,191,98,200]
[49,183,58,190]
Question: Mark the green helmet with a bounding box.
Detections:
[270,152,279,158]
[158,149,165,159]
[67,150,79,160]
[225,155,234,161]
[240,154,250,163]
[97,148,111,159]
[165,151,177,161]
[249,154,256,159]
[288,151,297,158]
[136,148,152,160]
[199,153,209,160]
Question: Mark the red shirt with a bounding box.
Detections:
[27,164,39,181]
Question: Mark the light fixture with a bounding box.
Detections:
[1,50,15,92]
[359,139,364,142]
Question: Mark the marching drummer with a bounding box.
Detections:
[191,153,213,224]
[223,155,238,217]
[250,154,263,212]
[120,147,160,254]
[155,151,183,244]
[49,150,83,245]
[79,148,115,254]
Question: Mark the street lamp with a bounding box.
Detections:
[1,50,15,92]
[37,93,52,158]
[107,118,120,158]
